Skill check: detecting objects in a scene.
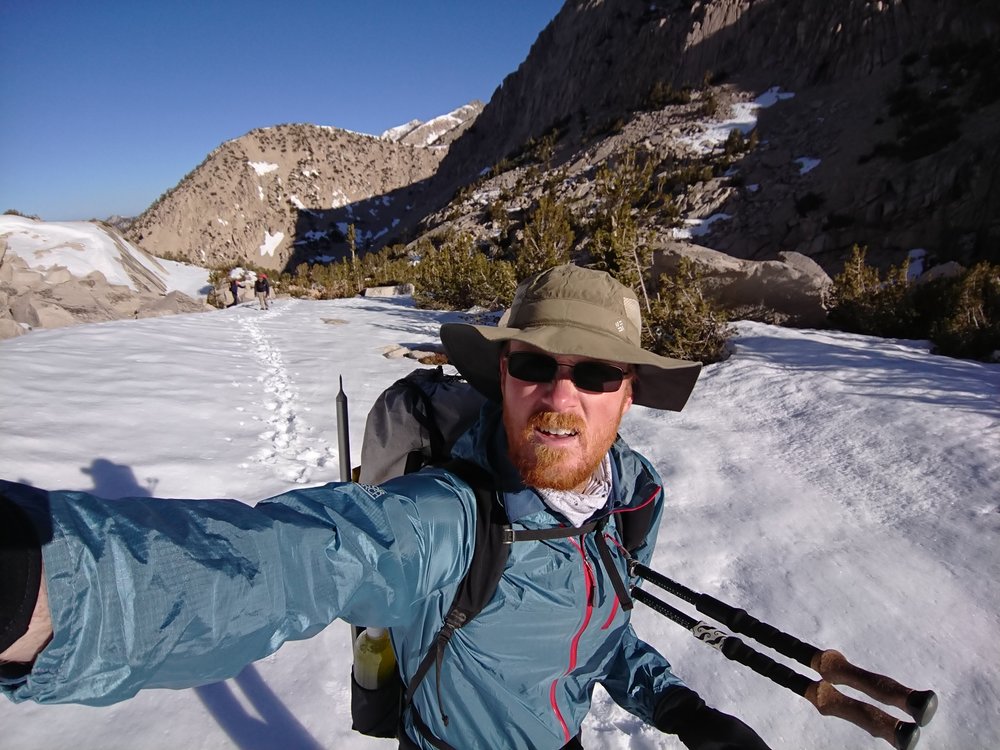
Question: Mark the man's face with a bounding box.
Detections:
[501,341,633,491]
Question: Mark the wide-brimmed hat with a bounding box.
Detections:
[440,264,702,411]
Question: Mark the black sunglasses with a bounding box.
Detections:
[505,351,628,393]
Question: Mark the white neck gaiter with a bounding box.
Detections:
[534,454,613,527]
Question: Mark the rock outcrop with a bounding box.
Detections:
[0,218,210,340]
[652,242,833,328]
[0,253,208,340]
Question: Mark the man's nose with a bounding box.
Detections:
[546,365,581,406]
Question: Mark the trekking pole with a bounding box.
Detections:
[336,376,352,482]
[631,562,937,726]
[631,587,921,750]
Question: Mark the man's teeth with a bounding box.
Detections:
[541,427,577,436]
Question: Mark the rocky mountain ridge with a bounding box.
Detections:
[124,102,483,271]
[410,0,999,273]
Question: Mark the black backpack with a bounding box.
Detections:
[350,367,654,748]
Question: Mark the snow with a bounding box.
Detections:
[908,249,928,280]
[2,289,997,749]
[795,157,821,174]
[680,86,794,154]
[249,161,279,176]
[380,119,422,141]
[671,213,732,239]
[259,230,284,257]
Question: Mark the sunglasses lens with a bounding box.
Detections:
[507,352,557,383]
[506,353,625,393]
[573,361,625,392]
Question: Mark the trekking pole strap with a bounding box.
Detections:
[594,521,633,610]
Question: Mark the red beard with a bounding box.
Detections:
[505,410,612,491]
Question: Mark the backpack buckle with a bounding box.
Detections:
[502,526,516,544]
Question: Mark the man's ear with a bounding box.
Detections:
[621,379,634,415]
[497,343,510,398]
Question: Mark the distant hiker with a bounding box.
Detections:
[227,277,241,307]
[254,274,270,310]
[0,264,771,749]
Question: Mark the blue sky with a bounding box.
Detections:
[0,1,564,221]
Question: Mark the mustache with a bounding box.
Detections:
[527,411,586,435]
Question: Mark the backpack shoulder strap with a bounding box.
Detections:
[438,458,509,624]
[404,458,507,739]
[615,490,658,555]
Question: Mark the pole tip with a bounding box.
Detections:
[906,690,938,727]
[894,721,920,750]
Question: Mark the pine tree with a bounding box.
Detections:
[588,149,656,318]
[513,191,574,281]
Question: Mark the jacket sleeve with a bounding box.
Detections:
[0,474,474,706]
[598,624,687,724]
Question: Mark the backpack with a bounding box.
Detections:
[358,366,487,486]
[350,366,652,748]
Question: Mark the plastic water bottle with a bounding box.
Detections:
[353,627,397,690]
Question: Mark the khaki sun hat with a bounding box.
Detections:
[440,264,702,411]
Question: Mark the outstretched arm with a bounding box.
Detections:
[0,473,474,706]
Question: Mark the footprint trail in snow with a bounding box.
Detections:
[236,306,338,484]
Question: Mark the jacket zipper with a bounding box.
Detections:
[549,537,594,743]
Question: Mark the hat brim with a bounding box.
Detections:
[440,322,702,411]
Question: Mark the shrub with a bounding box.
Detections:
[646,80,692,109]
[512,192,574,281]
[827,245,916,337]
[828,247,1000,362]
[644,258,734,364]
[920,262,1000,361]
[412,234,516,311]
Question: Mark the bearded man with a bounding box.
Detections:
[1,264,769,749]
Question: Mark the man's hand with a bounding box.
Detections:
[1,494,50,663]
[0,575,51,663]
[655,686,772,750]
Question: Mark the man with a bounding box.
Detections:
[227,275,241,307]
[255,273,270,310]
[0,264,769,749]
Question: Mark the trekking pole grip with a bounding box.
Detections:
[811,649,938,726]
[806,680,920,750]
[631,563,937,726]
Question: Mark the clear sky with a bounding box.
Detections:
[0,0,564,221]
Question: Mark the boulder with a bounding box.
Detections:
[918,261,965,284]
[363,283,416,297]
[11,293,78,330]
[42,266,75,285]
[0,254,46,289]
[0,317,25,340]
[652,240,832,327]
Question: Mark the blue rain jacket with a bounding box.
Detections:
[1,404,685,749]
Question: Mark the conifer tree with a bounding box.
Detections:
[588,149,656,316]
[514,190,574,281]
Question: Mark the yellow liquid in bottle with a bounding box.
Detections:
[353,627,397,690]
